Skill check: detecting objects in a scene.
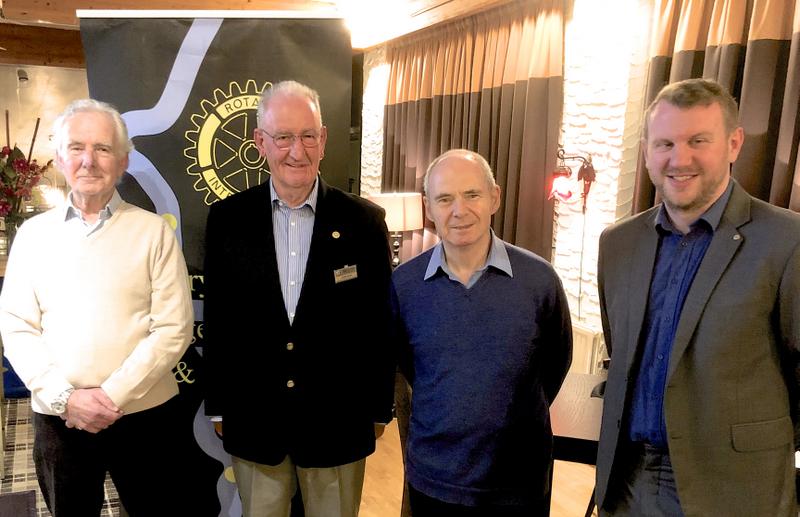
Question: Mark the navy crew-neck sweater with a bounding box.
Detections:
[391,241,572,507]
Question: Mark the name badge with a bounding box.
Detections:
[334,264,358,284]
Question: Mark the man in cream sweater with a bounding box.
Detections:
[0,99,199,516]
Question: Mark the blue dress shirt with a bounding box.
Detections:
[424,230,513,288]
[627,180,733,448]
[270,177,317,325]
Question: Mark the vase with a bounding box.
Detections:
[3,214,25,254]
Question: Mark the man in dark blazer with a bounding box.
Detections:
[596,78,800,516]
[203,80,394,517]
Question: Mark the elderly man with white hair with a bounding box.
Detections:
[0,99,204,516]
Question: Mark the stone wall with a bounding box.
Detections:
[555,0,653,330]
[360,47,390,199]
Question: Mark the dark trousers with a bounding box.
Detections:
[408,485,545,517]
[33,396,204,517]
[600,443,684,517]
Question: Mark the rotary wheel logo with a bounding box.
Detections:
[184,80,272,204]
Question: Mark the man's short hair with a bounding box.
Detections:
[643,78,740,140]
[52,99,133,157]
[257,80,324,128]
[423,149,496,197]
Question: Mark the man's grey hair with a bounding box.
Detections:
[52,99,134,157]
[257,80,324,128]
[423,149,496,197]
[643,78,740,140]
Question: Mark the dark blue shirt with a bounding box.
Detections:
[627,180,733,448]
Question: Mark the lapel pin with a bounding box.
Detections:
[733,234,741,241]
[332,231,341,239]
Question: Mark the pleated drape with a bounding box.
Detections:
[632,0,800,214]
[382,0,565,260]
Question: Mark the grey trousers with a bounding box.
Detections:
[232,454,366,517]
[600,443,684,517]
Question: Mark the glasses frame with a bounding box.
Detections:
[258,128,324,150]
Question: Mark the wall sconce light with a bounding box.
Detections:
[367,192,424,267]
[550,147,598,321]
[549,164,574,202]
[549,147,597,213]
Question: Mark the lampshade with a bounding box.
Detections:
[549,166,574,202]
[549,176,573,202]
[367,192,424,232]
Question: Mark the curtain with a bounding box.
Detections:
[632,0,800,213]
[382,0,565,260]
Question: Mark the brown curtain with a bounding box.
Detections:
[382,0,565,260]
[632,0,800,213]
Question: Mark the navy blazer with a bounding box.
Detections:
[203,177,394,468]
[596,181,800,516]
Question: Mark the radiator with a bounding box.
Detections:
[569,322,606,375]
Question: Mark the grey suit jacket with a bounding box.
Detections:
[596,180,800,516]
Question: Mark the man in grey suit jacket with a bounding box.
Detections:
[596,78,800,516]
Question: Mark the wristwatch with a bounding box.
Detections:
[51,388,75,414]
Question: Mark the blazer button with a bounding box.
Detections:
[286,342,294,351]
[286,380,295,388]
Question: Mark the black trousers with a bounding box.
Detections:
[33,396,206,517]
[408,485,546,517]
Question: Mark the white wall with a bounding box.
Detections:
[0,64,89,188]
[360,47,390,199]
[555,0,653,330]
[1,64,89,160]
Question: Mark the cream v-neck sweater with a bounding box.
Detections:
[0,200,193,415]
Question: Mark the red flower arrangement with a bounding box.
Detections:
[0,145,45,219]
[2,111,49,249]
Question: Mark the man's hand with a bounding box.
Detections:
[63,388,123,433]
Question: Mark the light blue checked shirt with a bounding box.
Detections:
[270,177,318,325]
[63,190,122,236]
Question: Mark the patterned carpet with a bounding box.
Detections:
[1,398,122,516]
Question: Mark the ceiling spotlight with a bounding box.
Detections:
[17,69,29,82]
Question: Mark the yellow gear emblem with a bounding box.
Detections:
[184,80,272,204]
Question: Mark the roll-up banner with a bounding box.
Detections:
[80,12,352,515]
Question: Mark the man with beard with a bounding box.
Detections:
[595,78,800,516]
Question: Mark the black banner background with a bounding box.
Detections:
[80,17,353,516]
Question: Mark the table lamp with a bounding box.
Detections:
[367,192,424,267]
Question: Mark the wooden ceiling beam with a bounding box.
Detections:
[0,24,85,67]
[1,0,514,51]
[1,0,334,28]
[408,0,510,27]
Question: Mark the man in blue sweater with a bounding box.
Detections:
[392,149,572,516]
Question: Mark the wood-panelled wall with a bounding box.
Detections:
[0,25,85,68]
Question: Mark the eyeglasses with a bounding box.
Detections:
[259,129,322,150]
